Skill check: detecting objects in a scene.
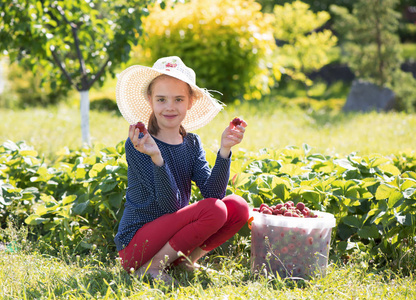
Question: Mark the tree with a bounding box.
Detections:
[331,0,416,111]
[0,0,159,145]
[272,1,338,87]
[330,0,402,87]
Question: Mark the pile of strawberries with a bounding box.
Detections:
[253,201,318,218]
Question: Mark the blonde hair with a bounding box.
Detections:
[147,74,194,137]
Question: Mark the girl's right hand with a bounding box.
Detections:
[129,125,164,166]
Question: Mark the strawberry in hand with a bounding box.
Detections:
[129,122,163,166]
[135,121,148,135]
[231,117,242,127]
[219,117,247,158]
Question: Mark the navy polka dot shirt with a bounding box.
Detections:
[114,132,231,251]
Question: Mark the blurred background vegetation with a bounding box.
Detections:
[0,0,415,115]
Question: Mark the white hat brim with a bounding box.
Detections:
[116,65,224,132]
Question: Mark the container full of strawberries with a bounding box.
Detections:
[249,201,336,279]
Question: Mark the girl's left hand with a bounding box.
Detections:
[219,118,247,158]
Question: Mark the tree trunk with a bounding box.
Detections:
[80,90,90,145]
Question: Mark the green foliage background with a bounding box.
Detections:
[136,0,281,103]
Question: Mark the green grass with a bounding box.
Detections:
[1,100,416,162]
[401,43,416,61]
[1,232,415,299]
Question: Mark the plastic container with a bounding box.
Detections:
[250,210,336,279]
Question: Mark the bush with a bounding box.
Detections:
[272,1,338,86]
[137,0,281,103]
[389,69,416,112]
[0,61,69,109]
[399,22,416,43]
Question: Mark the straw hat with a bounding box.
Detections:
[116,56,224,132]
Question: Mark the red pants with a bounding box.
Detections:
[118,195,249,271]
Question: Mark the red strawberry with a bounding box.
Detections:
[284,212,293,217]
[296,202,305,211]
[259,203,269,211]
[135,122,146,133]
[307,237,314,245]
[231,117,242,126]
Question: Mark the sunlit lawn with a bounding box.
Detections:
[1,100,416,162]
[1,235,415,299]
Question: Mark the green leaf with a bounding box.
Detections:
[402,214,415,226]
[375,184,396,200]
[25,214,48,225]
[312,161,334,174]
[402,171,416,180]
[248,193,263,207]
[334,158,356,170]
[342,215,362,228]
[358,225,380,239]
[231,173,251,188]
[401,179,416,191]
[362,178,379,188]
[378,164,401,176]
[80,242,93,249]
[272,183,289,201]
[18,150,38,157]
[279,164,303,176]
[403,188,416,199]
[109,193,123,209]
[345,188,359,199]
[62,195,77,205]
[301,190,320,204]
[72,201,90,215]
[0,196,10,206]
[100,181,118,193]
[302,143,312,154]
[89,163,106,178]
[35,205,49,216]
[388,190,403,208]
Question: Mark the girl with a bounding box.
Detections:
[115,56,249,284]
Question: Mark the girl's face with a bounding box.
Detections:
[148,75,192,132]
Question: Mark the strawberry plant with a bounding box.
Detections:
[0,140,128,255]
[1,140,416,271]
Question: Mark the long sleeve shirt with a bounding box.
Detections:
[114,132,231,251]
